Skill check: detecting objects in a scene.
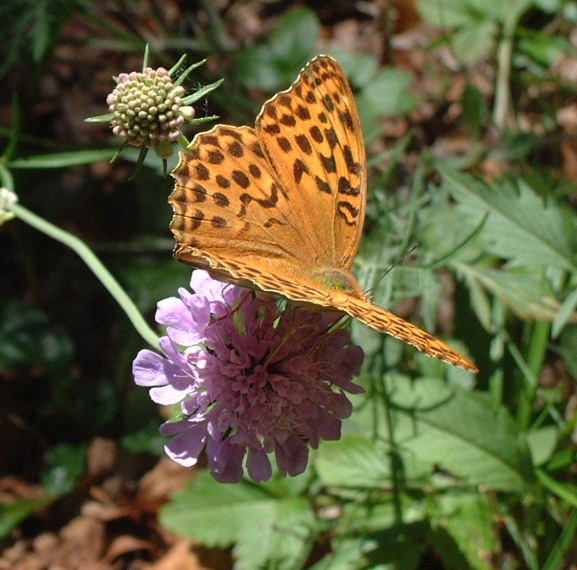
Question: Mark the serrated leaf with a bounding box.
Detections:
[391,377,535,492]
[457,264,566,323]
[160,471,315,569]
[235,495,315,570]
[440,168,576,271]
[160,472,270,547]
[316,435,392,488]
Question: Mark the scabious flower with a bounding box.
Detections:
[133,271,364,484]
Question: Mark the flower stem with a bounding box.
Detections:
[8,201,160,349]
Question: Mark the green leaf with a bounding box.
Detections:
[516,27,572,68]
[526,426,558,466]
[237,8,320,91]
[361,67,420,117]
[552,286,577,338]
[533,0,562,10]
[431,492,498,570]
[536,468,577,508]
[0,300,74,379]
[30,1,51,63]
[160,471,316,570]
[122,423,167,456]
[309,538,366,570]
[235,495,315,570]
[542,507,577,570]
[417,0,534,63]
[359,521,430,570]
[42,444,86,496]
[319,502,429,569]
[183,78,224,106]
[391,377,535,492]
[440,168,576,271]
[462,82,485,141]
[161,472,262,547]
[458,265,562,322]
[452,21,498,63]
[323,51,379,89]
[418,0,508,28]
[0,496,55,539]
[316,435,393,488]
[559,325,577,378]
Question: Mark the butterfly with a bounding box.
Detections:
[169,55,477,372]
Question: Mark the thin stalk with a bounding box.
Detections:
[8,201,160,349]
[517,321,550,431]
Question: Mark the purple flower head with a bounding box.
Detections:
[133,270,364,483]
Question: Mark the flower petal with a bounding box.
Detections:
[246,446,272,482]
[162,416,209,467]
[275,434,309,477]
[207,437,245,484]
[132,350,168,387]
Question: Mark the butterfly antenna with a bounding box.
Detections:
[365,243,419,299]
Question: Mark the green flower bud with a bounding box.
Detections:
[107,67,186,149]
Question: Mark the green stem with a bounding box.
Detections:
[380,375,403,523]
[541,503,577,570]
[493,3,526,129]
[517,321,550,431]
[536,468,577,508]
[493,27,514,130]
[8,201,160,350]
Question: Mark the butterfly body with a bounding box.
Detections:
[169,55,478,372]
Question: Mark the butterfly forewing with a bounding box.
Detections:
[256,55,366,271]
[170,125,320,265]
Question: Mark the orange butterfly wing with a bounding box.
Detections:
[169,55,477,372]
